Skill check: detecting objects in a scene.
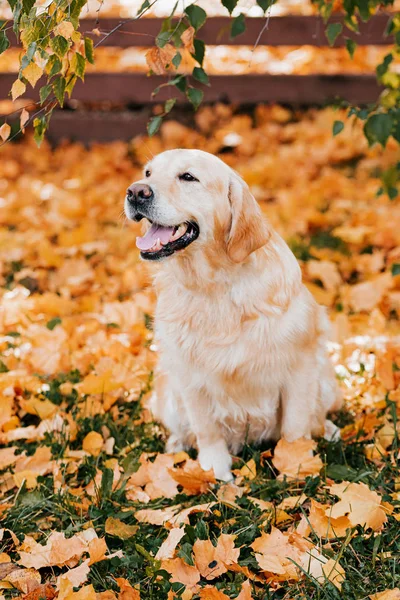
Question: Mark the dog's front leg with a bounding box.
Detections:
[280,351,318,442]
[185,390,233,482]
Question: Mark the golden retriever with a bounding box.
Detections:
[125,149,342,481]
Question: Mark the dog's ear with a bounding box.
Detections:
[226,176,271,263]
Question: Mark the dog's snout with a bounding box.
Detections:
[126,183,154,204]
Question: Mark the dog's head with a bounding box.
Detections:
[125,149,270,263]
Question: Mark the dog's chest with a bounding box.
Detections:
[155,290,293,382]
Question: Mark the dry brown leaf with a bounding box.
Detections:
[56,560,90,590]
[236,580,253,600]
[129,454,179,499]
[105,518,138,540]
[155,528,185,561]
[23,583,57,600]
[116,578,140,600]
[370,590,400,600]
[181,26,195,52]
[134,506,180,526]
[193,534,240,580]
[161,558,200,591]
[198,588,229,600]
[329,481,387,530]
[272,438,323,479]
[170,459,216,494]
[308,499,351,539]
[146,45,175,75]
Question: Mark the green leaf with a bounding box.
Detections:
[147,115,163,136]
[388,187,398,200]
[137,0,151,15]
[184,5,206,31]
[376,53,393,80]
[325,464,358,481]
[221,0,238,14]
[192,66,209,85]
[65,74,77,97]
[172,74,187,93]
[39,84,52,104]
[0,360,9,373]
[333,120,344,136]
[84,37,94,64]
[22,0,35,13]
[100,468,114,500]
[46,317,62,330]
[345,38,357,59]
[231,13,246,38]
[392,263,400,276]
[0,30,10,55]
[52,76,66,106]
[33,115,47,147]
[325,22,342,46]
[51,35,69,58]
[172,52,182,68]
[364,114,393,147]
[187,86,204,110]
[156,30,171,48]
[164,98,176,114]
[257,0,273,10]
[46,55,62,78]
[192,39,205,66]
[72,52,86,79]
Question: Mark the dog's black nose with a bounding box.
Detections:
[126,183,154,204]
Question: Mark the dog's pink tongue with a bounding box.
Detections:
[136,223,174,251]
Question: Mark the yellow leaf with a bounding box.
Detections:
[22,62,43,88]
[82,431,103,456]
[79,372,120,395]
[105,517,138,540]
[54,21,75,39]
[11,79,26,101]
[0,123,11,142]
[239,458,257,480]
[370,589,400,600]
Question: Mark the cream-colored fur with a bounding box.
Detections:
[126,149,342,481]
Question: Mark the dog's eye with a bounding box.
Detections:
[178,172,198,182]
[145,169,151,178]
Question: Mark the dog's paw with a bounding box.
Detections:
[324,419,341,442]
[198,446,233,482]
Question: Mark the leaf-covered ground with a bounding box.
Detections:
[0,105,400,600]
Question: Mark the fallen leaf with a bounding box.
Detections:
[329,481,387,530]
[82,431,103,457]
[272,438,323,479]
[115,578,140,600]
[370,590,400,600]
[161,558,200,591]
[193,534,240,580]
[105,518,138,540]
[155,528,185,560]
[170,458,216,494]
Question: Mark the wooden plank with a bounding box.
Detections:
[0,72,383,105]
[45,110,151,143]
[6,14,393,48]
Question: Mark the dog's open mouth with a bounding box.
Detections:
[136,220,199,260]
